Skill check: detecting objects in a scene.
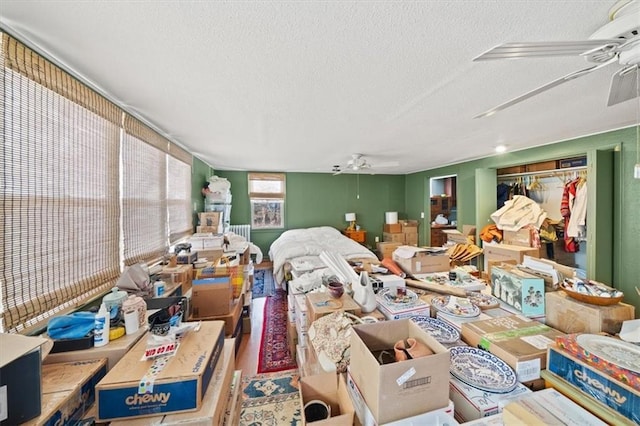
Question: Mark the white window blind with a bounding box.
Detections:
[122,116,168,266]
[1,33,121,332]
[167,152,193,243]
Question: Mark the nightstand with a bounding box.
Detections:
[344,229,366,243]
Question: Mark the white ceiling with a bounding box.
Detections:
[1,1,637,174]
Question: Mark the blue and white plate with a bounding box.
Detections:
[410,316,460,344]
[431,295,481,318]
[449,346,518,393]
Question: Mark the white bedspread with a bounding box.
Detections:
[268,226,377,284]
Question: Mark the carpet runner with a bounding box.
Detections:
[257,289,297,373]
[240,369,301,425]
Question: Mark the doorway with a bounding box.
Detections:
[429,175,457,247]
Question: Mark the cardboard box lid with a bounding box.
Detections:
[0,333,48,367]
[98,321,224,384]
[41,358,107,394]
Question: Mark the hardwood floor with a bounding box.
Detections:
[236,260,273,376]
[236,295,266,376]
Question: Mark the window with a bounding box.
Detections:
[248,173,285,229]
[0,32,193,332]
[1,33,121,332]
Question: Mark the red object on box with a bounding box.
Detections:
[555,334,640,391]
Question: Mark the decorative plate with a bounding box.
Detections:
[449,346,518,393]
[576,334,640,374]
[410,316,460,344]
[380,288,419,306]
[431,295,481,318]
[466,292,501,310]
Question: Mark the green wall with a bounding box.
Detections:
[214,171,406,256]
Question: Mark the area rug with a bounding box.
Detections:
[240,369,302,426]
[257,289,297,373]
[253,268,275,298]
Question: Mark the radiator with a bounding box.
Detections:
[229,224,251,241]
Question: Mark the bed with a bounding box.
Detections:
[268,226,378,285]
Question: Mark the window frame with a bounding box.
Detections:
[248,173,286,230]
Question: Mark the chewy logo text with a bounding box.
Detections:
[125,392,171,405]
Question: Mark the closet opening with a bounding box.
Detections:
[496,156,588,271]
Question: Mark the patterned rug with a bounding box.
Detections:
[253,269,275,299]
[257,289,297,373]
[240,370,302,426]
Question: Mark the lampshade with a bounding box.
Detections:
[345,212,356,222]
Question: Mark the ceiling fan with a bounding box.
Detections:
[332,154,398,175]
[473,0,640,118]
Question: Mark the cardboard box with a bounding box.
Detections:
[383,224,402,233]
[502,228,533,247]
[198,211,222,227]
[24,359,107,426]
[96,321,225,422]
[376,292,430,320]
[400,220,419,233]
[346,369,455,426]
[383,232,405,244]
[545,290,635,335]
[502,388,607,426]
[546,345,639,423]
[461,315,564,382]
[158,339,235,425]
[189,293,244,336]
[376,242,402,259]
[196,225,219,234]
[348,319,450,424]
[490,264,545,317]
[299,373,355,425]
[403,233,418,246]
[44,327,147,371]
[449,374,531,422]
[109,338,236,426]
[161,264,193,293]
[222,371,243,426]
[482,243,539,270]
[0,333,48,425]
[306,292,362,323]
[192,248,224,264]
[392,246,450,275]
[191,275,232,317]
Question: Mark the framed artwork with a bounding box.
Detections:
[251,200,284,229]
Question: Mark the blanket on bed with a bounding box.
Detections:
[268,226,377,284]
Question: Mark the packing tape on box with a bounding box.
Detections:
[138,356,171,394]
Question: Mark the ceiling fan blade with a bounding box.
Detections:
[475,56,619,119]
[608,64,639,106]
[474,40,622,61]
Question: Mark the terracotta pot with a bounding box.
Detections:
[393,338,434,361]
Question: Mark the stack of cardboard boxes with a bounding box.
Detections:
[377,219,420,259]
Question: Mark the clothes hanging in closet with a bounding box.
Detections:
[560,176,587,253]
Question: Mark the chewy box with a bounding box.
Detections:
[490,264,545,317]
[96,321,225,422]
[348,319,450,424]
[546,345,639,424]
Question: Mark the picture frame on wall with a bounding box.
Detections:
[251,200,284,229]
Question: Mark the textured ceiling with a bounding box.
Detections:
[0,1,637,174]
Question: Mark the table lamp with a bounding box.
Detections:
[345,213,357,231]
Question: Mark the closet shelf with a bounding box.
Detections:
[497,165,587,180]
